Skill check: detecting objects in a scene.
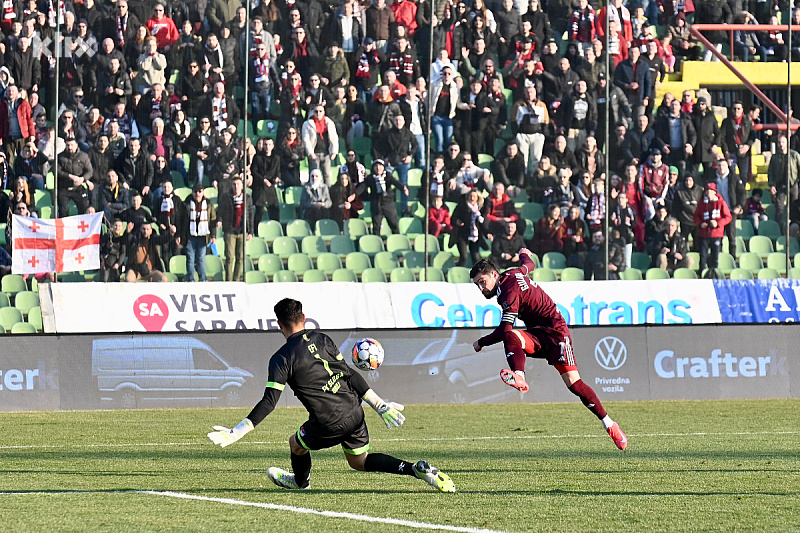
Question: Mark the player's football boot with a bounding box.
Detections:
[267,467,310,490]
[412,461,455,493]
[500,369,530,393]
[607,422,628,450]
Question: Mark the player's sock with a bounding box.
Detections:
[364,453,416,476]
[567,379,608,420]
[601,415,614,431]
[503,339,528,372]
[290,451,312,488]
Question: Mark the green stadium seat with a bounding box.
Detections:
[286,219,313,241]
[257,253,284,275]
[729,268,754,280]
[361,267,387,282]
[687,251,701,271]
[168,255,188,280]
[390,267,416,282]
[559,267,585,281]
[205,255,225,280]
[432,251,455,272]
[398,216,424,239]
[301,235,328,259]
[758,219,783,240]
[766,252,789,274]
[738,252,763,274]
[0,292,10,308]
[271,236,299,259]
[748,235,774,259]
[2,274,27,297]
[258,220,284,243]
[532,267,557,282]
[0,306,24,331]
[419,267,446,281]
[14,291,40,317]
[331,268,358,282]
[358,234,385,257]
[273,271,299,282]
[620,269,643,280]
[330,234,357,258]
[630,252,652,273]
[287,253,314,279]
[283,186,304,205]
[374,251,400,274]
[414,234,440,254]
[315,252,342,276]
[278,203,298,223]
[645,268,670,280]
[345,218,369,241]
[10,322,37,334]
[302,269,328,282]
[345,252,372,277]
[27,306,43,332]
[718,252,736,276]
[447,266,471,283]
[386,234,412,256]
[790,267,800,279]
[245,271,268,284]
[673,268,698,279]
[402,251,426,273]
[542,252,567,275]
[735,219,755,240]
[245,236,269,258]
[407,168,423,187]
[520,203,544,222]
[776,236,800,255]
[315,218,341,242]
[757,268,781,279]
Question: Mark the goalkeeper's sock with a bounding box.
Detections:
[364,453,416,476]
[290,451,312,488]
[567,379,608,420]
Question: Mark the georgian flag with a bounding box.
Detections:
[12,213,102,274]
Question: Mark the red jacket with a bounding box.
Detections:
[484,192,519,225]
[693,195,732,239]
[428,205,452,237]
[0,97,35,142]
[390,0,417,34]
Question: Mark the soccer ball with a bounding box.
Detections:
[351,338,385,371]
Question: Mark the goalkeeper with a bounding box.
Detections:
[208,297,455,493]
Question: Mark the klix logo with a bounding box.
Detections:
[42,36,98,59]
[594,336,628,370]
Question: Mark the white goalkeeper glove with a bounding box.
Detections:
[207,418,254,447]
[362,389,405,429]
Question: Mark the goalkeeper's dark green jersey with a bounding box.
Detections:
[246,329,371,428]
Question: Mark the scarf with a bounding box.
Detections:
[189,198,210,236]
[313,116,327,135]
[117,13,128,47]
[254,56,269,82]
[389,51,414,77]
[356,51,372,77]
[233,194,244,228]
[212,97,228,131]
[48,0,64,27]
[160,194,175,219]
[204,44,225,81]
[293,39,308,59]
[2,0,15,22]
[108,182,120,201]
[250,30,264,58]
[468,202,481,242]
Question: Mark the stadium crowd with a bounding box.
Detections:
[0,0,798,284]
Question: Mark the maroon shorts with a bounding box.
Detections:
[509,328,578,374]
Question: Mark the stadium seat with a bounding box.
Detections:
[386,234,412,256]
[390,268,416,282]
[1,274,27,297]
[345,218,369,241]
[283,186,304,205]
[361,267,387,283]
[559,267,585,281]
[273,271,299,282]
[0,307,24,331]
[271,236,299,259]
[34,189,52,208]
[532,267,557,282]
[520,203,544,222]
[351,136,372,157]
[286,219,313,241]
[738,252,763,274]
[374,251,400,274]
[278,203,298,223]
[630,252,652,273]
[645,268,670,280]
[27,306,43,332]
[407,168,423,187]
[14,291,40,317]
[202,187,218,201]
[419,267,446,281]
[542,252,567,275]
[766,252,789,274]
[315,252,342,276]
[432,251,455,272]
[729,268,754,280]
[757,268,781,279]
[205,255,225,280]
[790,267,800,279]
[735,219,755,240]
[168,255,188,280]
[331,268,358,282]
[245,236,269,258]
[718,252,737,276]
[10,322,37,334]
[620,269,643,280]
[687,251,701,271]
[673,268,698,279]
[398,216,424,239]
[758,220,783,240]
[447,266,471,283]
[0,293,10,308]
[358,234,385,257]
[748,235,774,259]
[330,234,357,258]
[414,234,440,254]
[301,235,328,260]
[257,253,284,275]
[302,269,328,282]
[245,271,268,284]
[776,236,800,255]
[402,251,426,273]
[174,187,192,201]
[315,218,341,242]
[287,253,314,279]
[345,252,372,277]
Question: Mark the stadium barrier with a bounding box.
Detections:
[42,279,800,333]
[0,325,796,412]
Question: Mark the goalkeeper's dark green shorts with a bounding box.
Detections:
[295,409,370,455]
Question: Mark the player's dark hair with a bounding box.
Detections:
[275,298,304,327]
[470,258,498,279]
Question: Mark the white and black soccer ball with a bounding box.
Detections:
[351,337,385,371]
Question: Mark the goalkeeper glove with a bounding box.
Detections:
[207,418,254,447]
[362,389,405,429]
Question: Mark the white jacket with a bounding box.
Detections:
[302,116,340,156]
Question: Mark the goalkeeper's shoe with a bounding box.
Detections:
[267,467,310,490]
[412,461,455,493]
[500,368,529,393]
[607,422,628,450]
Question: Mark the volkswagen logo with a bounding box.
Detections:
[594,336,627,370]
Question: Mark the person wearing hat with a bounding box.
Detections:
[693,181,732,278]
[356,158,408,236]
[690,95,721,183]
[640,147,670,204]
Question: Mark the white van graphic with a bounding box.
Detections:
[92,337,253,408]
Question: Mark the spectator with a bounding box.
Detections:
[184,184,218,282]
[135,37,168,93]
[693,182,732,278]
[562,204,586,257]
[512,85,549,175]
[695,0,733,61]
[57,138,92,216]
[116,137,155,202]
[0,84,36,166]
[713,158,746,260]
[528,154,558,203]
[250,42,279,124]
[251,137,281,224]
[654,98,696,177]
[99,169,130,222]
[209,128,241,190]
[330,167,362,230]
[614,46,651,118]
[279,126,306,186]
[492,142,526,195]
[673,174,703,248]
[645,203,669,261]
[611,190,636,246]
[427,194,452,245]
[300,168,332,229]
[430,65,459,153]
[532,203,564,257]
[746,188,768,231]
[301,104,339,186]
[624,114,656,167]
[8,36,40,95]
[206,0,242,35]
[13,142,46,191]
[98,218,129,282]
[653,216,690,274]
[720,101,755,183]
[125,222,170,282]
[121,192,156,233]
[689,96,720,182]
[356,159,407,236]
[668,14,700,68]
[640,147,670,205]
[375,114,417,216]
[217,175,254,282]
[450,188,487,267]
[180,61,210,117]
[200,81,241,133]
[560,79,597,153]
[483,182,521,238]
[145,3,180,52]
[154,179,187,264]
[584,228,625,279]
[767,135,800,227]
[365,0,395,52]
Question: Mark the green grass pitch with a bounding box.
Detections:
[2,399,799,532]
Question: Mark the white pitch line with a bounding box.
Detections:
[0,490,510,533]
[140,490,507,533]
[1,430,798,450]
